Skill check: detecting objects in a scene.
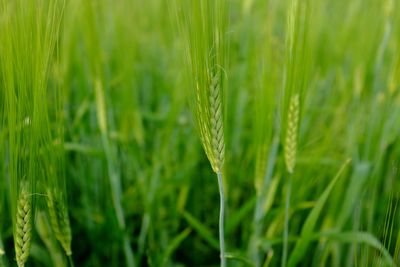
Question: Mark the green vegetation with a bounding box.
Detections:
[1,0,400,266]
[174,0,228,265]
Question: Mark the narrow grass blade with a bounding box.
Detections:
[226,196,256,234]
[161,228,191,267]
[182,211,219,250]
[225,252,255,267]
[288,158,351,267]
[312,231,396,267]
[262,230,396,267]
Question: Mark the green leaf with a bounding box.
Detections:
[288,158,351,267]
[263,231,396,267]
[226,196,256,234]
[310,231,396,267]
[225,252,255,267]
[181,211,219,250]
[161,228,192,267]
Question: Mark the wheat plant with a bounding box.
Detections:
[281,0,310,266]
[282,93,300,267]
[247,2,281,263]
[174,0,228,265]
[0,0,66,266]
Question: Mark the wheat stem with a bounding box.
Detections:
[217,171,226,267]
[68,255,75,267]
[282,174,292,267]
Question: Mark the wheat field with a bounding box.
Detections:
[0,0,400,266]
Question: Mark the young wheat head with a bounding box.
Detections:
[209,71,225,173]
[47,190,72,256]
[284,93,300,174]
[15,185,32,267]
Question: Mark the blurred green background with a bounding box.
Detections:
[1,0,400,266]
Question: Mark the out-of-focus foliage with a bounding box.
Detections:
[0,0,399,266]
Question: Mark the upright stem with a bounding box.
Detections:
[250,135,280,266]
[68,255,75,267]
[217,171,226,267]
[282,174,292,267]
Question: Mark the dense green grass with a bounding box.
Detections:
[1,0,400,266]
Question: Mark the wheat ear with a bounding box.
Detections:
[284,93,300,174]
[209,71,225,172]
[15,186,32,267]
[47,190,72,256]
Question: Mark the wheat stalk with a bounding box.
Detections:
[15,185,32,267]
[176,1,227,265]
[208,70,226,267]
[284,93,300,174]
[282,93,300,267]
[46,190,72,256]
